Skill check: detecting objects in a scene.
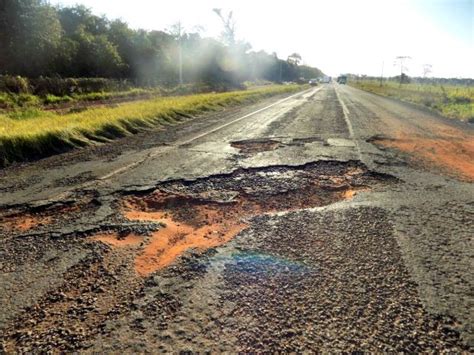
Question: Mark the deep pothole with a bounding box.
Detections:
[231,137,333,156]
[231,139,283,155]
[92,161,396,276]
[0,195,101,236]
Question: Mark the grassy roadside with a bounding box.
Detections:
[0,85,233,110]
[0,85,305,167]
[0,85,159,109]
[348,80,474,122]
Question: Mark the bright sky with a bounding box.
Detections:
[49,0,474,78]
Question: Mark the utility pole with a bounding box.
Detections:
[379,60,384,86]
[177,22,183,85]
[395,56,411,85]
[279,61,282,82]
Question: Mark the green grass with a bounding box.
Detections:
[71,90,144,102]
[0,88,160,109]
[0,85,304,166]
[349,80,474,122]
[43,94,74,105]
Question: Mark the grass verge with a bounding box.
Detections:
[349,80,474,123]
[0,85,304,167]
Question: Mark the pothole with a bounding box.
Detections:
[367,134,474,182]
[0,196,102,235]
[231,139,283,155]
[289,137,326,146]
[1,203,80,234]
[91,161,396,276]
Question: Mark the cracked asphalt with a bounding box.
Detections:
[0,84,473,352]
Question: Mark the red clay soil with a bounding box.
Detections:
[374,116,474,181]
[92,185,364,276]
[126,209,246,276]
[91,233,144,248]
[379,137,474,181]
[1,214,53,232]
[1,200,90,234]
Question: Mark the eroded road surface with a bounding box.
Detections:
[1,84,473,352]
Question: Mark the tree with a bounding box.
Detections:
[108,19,135,77]
[0,2,325,87]
[212,8,236,46]
[73,26,125,77]
[287,53,302,66]
[422,64,432,78]
[394,56,411,84]
[168,22,185,84]
[57,5,109,39]
[0,0,62,76]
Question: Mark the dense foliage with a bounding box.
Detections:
[0,0,323,86]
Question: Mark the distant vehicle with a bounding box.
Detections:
[337,75,347,84]
[309,79,318,86]
[320,76,331,83]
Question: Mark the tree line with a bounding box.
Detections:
[0,0,323,87]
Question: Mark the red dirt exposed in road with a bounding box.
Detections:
[123,194,252,276]
[92,181,367,276]
[91,232,144,248]
[378,137,474,181]
[1,214,52,232]
[0,198,96,234]
[374,115,474,181]
[127,210,245,276]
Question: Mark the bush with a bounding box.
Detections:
[31,77,77,96]
[7,108,44,120]
[0,76,135,96]
[0,93,15,108]
[30,77,120,96]
[43,94,73,105]
[74,92,111,101]
[15,94,41,107]
[0,75,30,94]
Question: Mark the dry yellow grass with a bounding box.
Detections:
[349,80,473,122]
[0,85,304,166]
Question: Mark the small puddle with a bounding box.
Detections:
[92,162,394,276]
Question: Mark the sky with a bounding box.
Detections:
[49,0,474,78]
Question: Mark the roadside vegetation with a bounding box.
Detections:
[0,84,304,167]
[0,86,160,110]
[349,79,474,122]
[0,75,285,110]
[0,1,322,87]
[0,2,322,167]
[0,1,323,166]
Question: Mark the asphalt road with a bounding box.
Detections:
[1,84,473,352]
